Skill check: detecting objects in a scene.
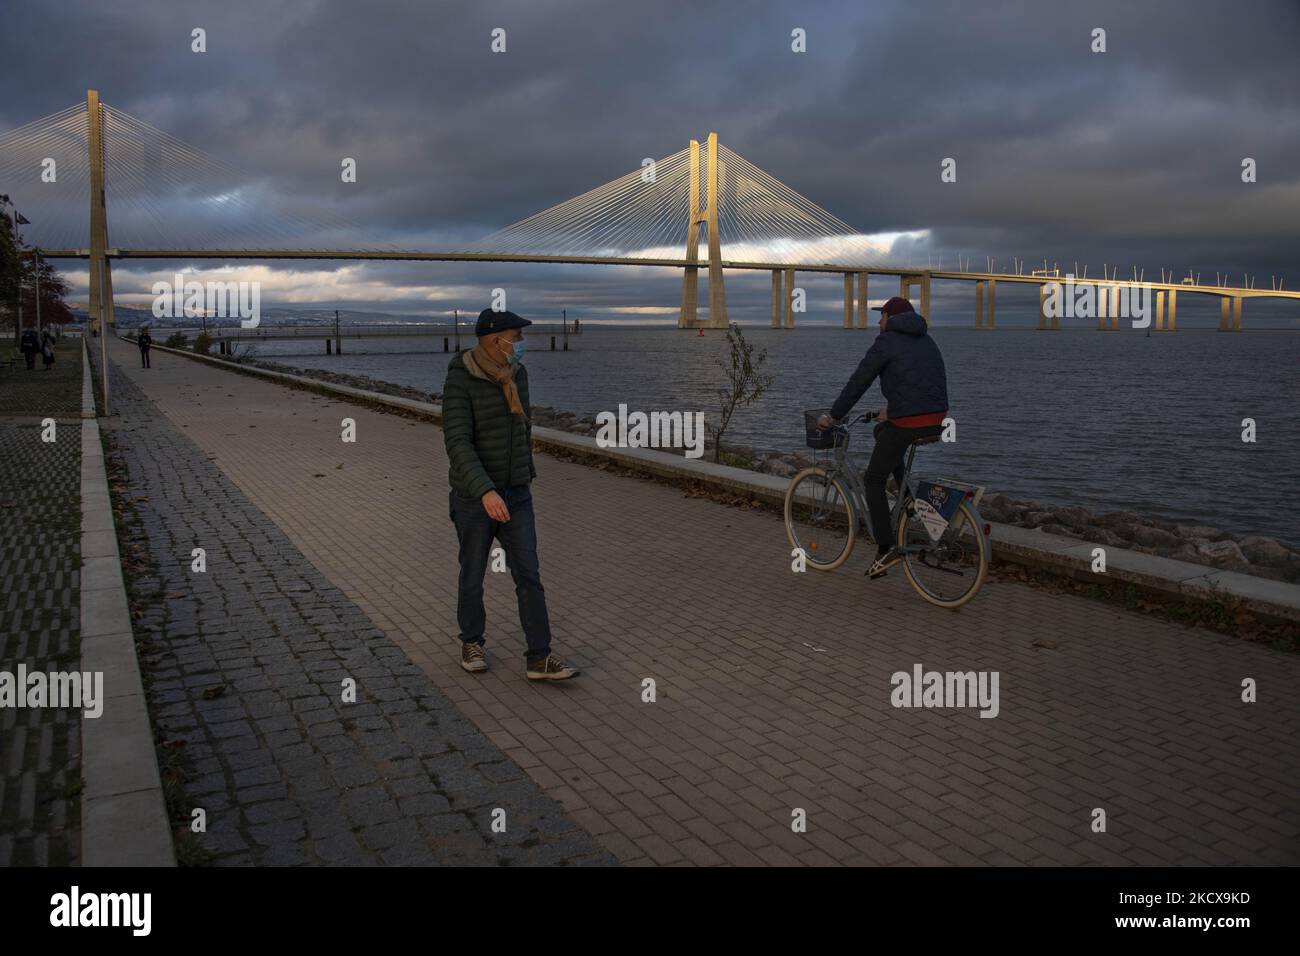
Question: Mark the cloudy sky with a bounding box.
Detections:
[2,0,1298,325]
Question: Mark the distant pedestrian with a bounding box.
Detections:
[442,307,579,681]
[19,328,38,370]
[137,327,152,368]
[40,328,55,370]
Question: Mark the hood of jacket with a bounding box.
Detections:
[885,310,928,337]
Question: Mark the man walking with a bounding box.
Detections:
[818,296,949,579]
[137,327,153,368]
[19,327,38,370]
[442,307,578,681]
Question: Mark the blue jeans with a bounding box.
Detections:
[449,485,552,662]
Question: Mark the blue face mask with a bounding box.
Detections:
[507,339,526,363]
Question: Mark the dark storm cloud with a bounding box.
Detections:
[1,0,1297,322]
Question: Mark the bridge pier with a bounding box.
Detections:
[784,268,795,328]
[1233,296,1243,331]
[856,272,868,328]
[1097,285,1120,330]
[1154,291,1166,331]
[1167,289,1177,330]
[843,273,853,329]
[771,271,781,328]
[897,273,930,319]
[1037,284,1048,330]
[976,279,996,329]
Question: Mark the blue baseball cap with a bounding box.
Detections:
[475,308,532,337]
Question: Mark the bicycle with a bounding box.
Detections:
[783,409,991,608]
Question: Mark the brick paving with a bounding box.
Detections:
[94,355,612,865]
[107,337,1300,865]
[0,340,84,866]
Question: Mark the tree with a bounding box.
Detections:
[13,252,75,330]
[708,322,774,463]
[0,211,19,344]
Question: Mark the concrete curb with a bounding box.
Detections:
[81,339,176,866]
[131,337,1300,624]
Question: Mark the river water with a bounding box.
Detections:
[245,325,1300,546]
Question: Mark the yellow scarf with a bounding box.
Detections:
[464,341,523,415]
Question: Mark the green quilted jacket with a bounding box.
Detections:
[442,352,535,498]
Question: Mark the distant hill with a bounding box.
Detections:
[76,304,444,328]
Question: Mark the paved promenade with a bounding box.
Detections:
[106,337,1300,866]
[0,341,84,866]
[96,356,610,865]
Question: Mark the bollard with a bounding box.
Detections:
[551,336,556,351]
[444,337,449,352]
[326,339,332,355]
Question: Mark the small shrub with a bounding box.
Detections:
[164,331,187,348]
[193,332,213,355]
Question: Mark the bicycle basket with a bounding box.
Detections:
[804,409,845,450]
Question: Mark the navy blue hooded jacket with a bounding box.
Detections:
[829,311,948,422]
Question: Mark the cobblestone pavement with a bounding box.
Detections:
[0,340,84,418]
[0,341,83,867]
[96,356,612,865]
[108,338,1300,866]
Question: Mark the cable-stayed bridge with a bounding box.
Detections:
[2,92,1296,334]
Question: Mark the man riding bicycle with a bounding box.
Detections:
[818,296,949,580]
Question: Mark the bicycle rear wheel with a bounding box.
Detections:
[784,467,856,571]
[896,499,989,608]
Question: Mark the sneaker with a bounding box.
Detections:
[526,654,579,681]
[460,642,488,673]
[867,547,904,579]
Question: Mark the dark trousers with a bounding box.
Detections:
[864,421,943,551]
[139,347,151,368]
[23,350,36,369]
[449,485,551,661]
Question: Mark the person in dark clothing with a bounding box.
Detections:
[40,328,55,369]
[137,328,152,368]
[441,307,578,681]
[19,328,39,370]
[818,296,949,579]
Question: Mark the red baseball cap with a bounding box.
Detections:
[872,296,914,317]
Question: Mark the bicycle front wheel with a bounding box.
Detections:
[897,499,989,608]
[784,467,856,571]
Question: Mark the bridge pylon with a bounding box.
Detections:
[86,90,115,336]
[678,133,728,329]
